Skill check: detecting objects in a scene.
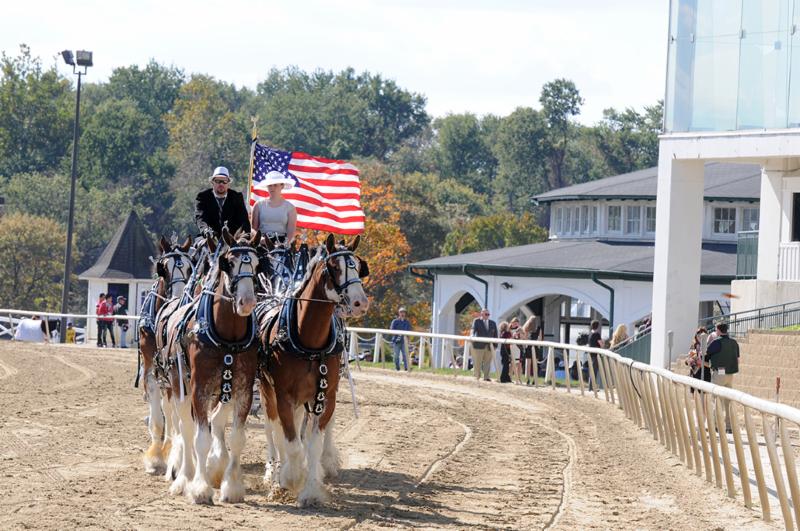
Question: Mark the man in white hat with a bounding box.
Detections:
[194,166,251,237]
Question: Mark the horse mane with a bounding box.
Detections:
[290,245,328,297]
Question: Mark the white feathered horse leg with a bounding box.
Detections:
[143,371,166,474]
[207,401,231,489]
[320,410,340,479]
[298,415,329,507]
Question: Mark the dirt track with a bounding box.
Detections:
[0,342,778,530]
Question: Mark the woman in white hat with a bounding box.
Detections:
[251,170,297,243]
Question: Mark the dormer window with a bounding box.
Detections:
[625,206,642,234]
[607,205,622,232]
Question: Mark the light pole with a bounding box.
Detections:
[59,50,92,343]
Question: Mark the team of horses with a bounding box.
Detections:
[136,228,369,505]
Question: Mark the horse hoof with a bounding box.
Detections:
[169,475,188,496]
[220,479,245,503]
[297,485,329,508]
[143,454,166,476]
[187,480,214,505]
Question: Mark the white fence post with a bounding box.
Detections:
[349,331,359,371]
[373,333,382,366]
[418,337,425,369]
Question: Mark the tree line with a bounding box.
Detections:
[0,44,661,327]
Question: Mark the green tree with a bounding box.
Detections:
[0,45,72,177]
[2,172,150,274]
[594,102,662,175]
[256,67,428,159]
[491,107,549,212]
[0,212,68,310]
[540,78,584,190]
[106,61,185,146]
[433,113,498,195]
[442,212,548,255]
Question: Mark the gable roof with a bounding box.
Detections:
[410,239,736,284]
[79,211,157,280]
[533,162,761,204]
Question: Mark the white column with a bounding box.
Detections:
[651,157,705,368]
[757,167,783,282]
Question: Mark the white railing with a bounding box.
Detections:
[779,242,800,281]
[0,308,141,343]
[348,326,800,528]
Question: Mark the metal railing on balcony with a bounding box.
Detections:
[698,300,800,339]
[614,325,652,364]
[736,230,758,279]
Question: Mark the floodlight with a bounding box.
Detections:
[61,50,75,66]
[75,50,93,67]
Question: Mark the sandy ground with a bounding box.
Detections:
[0,342,779,530]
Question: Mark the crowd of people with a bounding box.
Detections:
[95,292,129,348]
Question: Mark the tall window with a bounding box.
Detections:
[645,206,657,233]
[563,208,571,234]
[713,207,737,234]
[572,206,580,233]
[607,205,621,232]
[742,207,759,231]
[581,205,590,233]
[554,207,563,233]
[591,206,598,233]
[625,206,641,234]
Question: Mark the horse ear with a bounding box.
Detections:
[180,236,192,253]
[249,230,261,247]
[156,261,167,278]
[219,254,231,274]
[159,235,169,253]
[207,236,217,253]
[234,228,244,241]
[261,234,274,251]
[358,257,370,278]
[325,234,336,254]
[222,227,234,246]
[347,234,361,252]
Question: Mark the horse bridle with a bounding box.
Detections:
[223,245,259,298]
[159,250,193,296]
[324,250,363,302]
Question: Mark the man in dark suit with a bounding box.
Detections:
[470,308,498,381]
[194,166,251,237]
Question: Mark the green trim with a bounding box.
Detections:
[410,263,733,285]
[534,195,758,205]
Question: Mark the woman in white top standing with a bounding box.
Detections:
[251,170,298,244]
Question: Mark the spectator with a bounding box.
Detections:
[96,293,107,347]
[65,321,76,344]
[523,314,543,385]
[609,324,629,351]
[706,322,739,431]
[470,308,498,382]
[114,296,129,348]
[588,320,603,388]
[389,307,412,371]
[498,321,512,383]
[100,294,116,348]
[685,327,711,392]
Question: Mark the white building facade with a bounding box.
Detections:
[652,0,800,367]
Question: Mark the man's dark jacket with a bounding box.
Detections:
[471,318,498,349]
[706,334,739,374]
[194,188,251,236]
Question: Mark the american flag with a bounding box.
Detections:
[250,143,365,234]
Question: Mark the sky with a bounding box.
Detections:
[2,0,669,125]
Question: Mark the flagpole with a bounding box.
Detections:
[245,116,258,208]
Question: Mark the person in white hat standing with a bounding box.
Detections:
[251,170,297,244]
[194,166,251,237]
